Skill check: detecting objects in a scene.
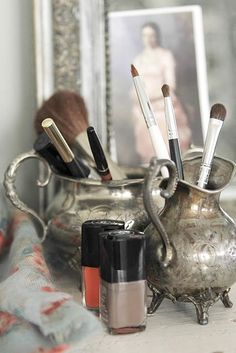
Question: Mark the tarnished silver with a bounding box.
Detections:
[144,155,236,325]
[3,150,160,272]
[51,0,81,93]
[143,158,177,267]
[3,150,52,242]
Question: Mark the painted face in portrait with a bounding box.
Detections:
[141,25,159,49]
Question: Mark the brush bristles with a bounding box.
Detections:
[161,84,170,98]
[35,90,89,144]
[131,64,139,77]
[210,103,226,121]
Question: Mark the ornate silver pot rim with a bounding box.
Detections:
[53,173,144,187]
[181,154,236,194]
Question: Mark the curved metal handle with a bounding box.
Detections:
[3,149,52,242]
[143,157,178,267]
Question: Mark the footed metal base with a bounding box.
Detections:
[148,283,233,325]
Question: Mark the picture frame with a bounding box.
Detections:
[34,0,109,146]
[109,6,209,166]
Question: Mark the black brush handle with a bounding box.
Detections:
[34,133,69,175]
[87,126,112,180]
[169,139,184,180]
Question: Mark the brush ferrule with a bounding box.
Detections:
[201,118,223,166]
[42,119,74,163]
[197,165,211,188]
[197,118,224,188]
[133,76,156,128]
[97,167,109,174]
[164,97,178,139]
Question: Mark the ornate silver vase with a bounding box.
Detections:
[144,155,236,324]
[4,150,158,272]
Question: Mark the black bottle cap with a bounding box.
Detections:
[100,230,146,283]
[81,220,125,268]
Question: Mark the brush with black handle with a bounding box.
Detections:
[42,118,90,179]
[87,126,112,181]
[161,84,184,180]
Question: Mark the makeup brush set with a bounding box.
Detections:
[4,67,236,329]
[131,64,226,184]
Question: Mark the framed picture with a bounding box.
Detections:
[109,5,209,166]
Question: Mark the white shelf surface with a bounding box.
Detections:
[56,272,236,353]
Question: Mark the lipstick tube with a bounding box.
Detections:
[42,118,90,178]
[81,220,124,312]
[100,230,146,334]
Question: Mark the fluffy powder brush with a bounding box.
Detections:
[35,90,126,179]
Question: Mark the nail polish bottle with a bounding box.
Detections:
[81,220,124,312]
[100,230,146,334]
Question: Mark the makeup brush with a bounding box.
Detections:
[161,84,184,180]
[42,118,90,178]
[131,64,169,177]
[35,90,126,180]
[197,103,226,189]
[87,126,112,181]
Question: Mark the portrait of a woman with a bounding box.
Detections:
[131,22,192,164]
[109,8,208,166]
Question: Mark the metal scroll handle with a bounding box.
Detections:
[3,149,52,242]
[143,158,178,267]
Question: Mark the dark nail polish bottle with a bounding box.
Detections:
[81,220,124,312]
[100,230,146,334]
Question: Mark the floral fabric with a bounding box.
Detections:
[0,187,10,256]
[0,190,102,353]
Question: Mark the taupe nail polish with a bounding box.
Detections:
[100,230,146,334]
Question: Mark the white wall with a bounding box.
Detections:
[0,0,38,208]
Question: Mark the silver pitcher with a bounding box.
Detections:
[144,155,236,325]
[4,150,161,272]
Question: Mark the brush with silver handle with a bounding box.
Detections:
[197,103,226,188]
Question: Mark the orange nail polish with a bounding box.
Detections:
[81,220,124,312]
[82,267,100,309]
